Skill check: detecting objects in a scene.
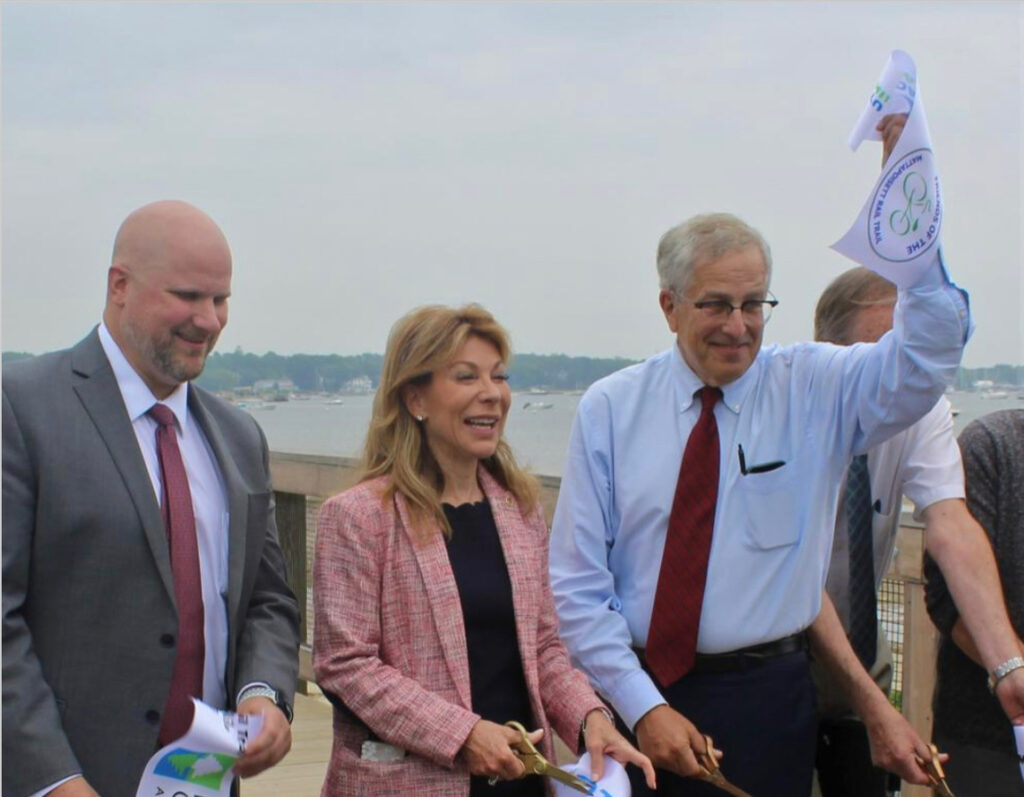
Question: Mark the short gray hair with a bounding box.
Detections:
[656,212,772,296]
[814,267,896,344]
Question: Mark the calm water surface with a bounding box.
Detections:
[254,389,1023,478]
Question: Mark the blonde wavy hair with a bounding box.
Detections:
[361,303,540,537]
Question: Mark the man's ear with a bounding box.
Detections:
[108,264,130,307]
[659,289,680,334]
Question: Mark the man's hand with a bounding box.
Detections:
[877,112,908,165]
[234,697,292,778]
[458,720,537,782]
[48,778,101,797]
[581,709,656,789]
[859,692,943,786]
[995,665,1024,725]
[634,704,716,779]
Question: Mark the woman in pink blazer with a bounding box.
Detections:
[314,304,654,797]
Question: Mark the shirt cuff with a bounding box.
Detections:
[606,666,668,732]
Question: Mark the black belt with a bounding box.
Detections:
[636,631,808,676]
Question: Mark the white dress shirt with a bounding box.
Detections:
[826,395,964,632]
[548,253,971,730]
[98,323,230,710]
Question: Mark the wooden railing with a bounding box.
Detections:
[270,451,938,797]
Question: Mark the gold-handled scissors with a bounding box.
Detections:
[915,743,955,797]
[695,734,754,797]
[504,720,593,794]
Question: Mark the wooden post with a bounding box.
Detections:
[275,490,309,694]
[891,520,939,797]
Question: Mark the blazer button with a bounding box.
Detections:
[160,633,175,647]
[145,709,161,725]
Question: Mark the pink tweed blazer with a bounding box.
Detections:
[313,468,605,796]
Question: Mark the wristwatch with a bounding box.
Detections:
[987,656,1024,694]
[238,685,294,723]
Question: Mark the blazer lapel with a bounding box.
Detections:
[189,391,248,628]
[70,331,174,601]
[395,495,473,709]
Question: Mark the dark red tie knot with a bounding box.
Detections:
[697,386,722,413]
[148,403,176,428]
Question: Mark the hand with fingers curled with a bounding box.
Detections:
[877,112,909,165]
[233,697,293,779]
[458,719,539,783]
[581,708,657,789]
[634,704,720,780]
[860,691,946,786]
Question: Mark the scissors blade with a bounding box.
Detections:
[698,771,755,797]
[543,766,594,794]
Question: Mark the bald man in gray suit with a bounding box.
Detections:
[3,201,300,796]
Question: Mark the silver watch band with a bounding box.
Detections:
[988,655,1024,694]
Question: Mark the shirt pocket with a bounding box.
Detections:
[740,466,800,549]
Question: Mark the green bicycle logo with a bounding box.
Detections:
[867,147,941,263]
[888,172,932,236]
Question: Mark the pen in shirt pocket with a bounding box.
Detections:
[737,444,786,475]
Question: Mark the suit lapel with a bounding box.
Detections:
[189,390,248,627]
[70,332,175,601]
[395,495,473,709]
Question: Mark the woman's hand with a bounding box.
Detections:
[583,709,657,789]
[458,720,542,782]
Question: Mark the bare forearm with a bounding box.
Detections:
[924,499,1021,670]
[809,592,890,718]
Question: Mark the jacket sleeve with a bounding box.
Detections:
[232,422,302,710]
[2,386,82,796]
[313,494,480,768]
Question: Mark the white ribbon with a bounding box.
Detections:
[551,753,631,797]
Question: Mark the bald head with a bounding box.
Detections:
[104,200,233,398]
[111,200,231,279]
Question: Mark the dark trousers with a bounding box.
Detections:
[621,650,818,796]
[815,718,890,796]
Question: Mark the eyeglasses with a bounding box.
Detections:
[681,293,779,323]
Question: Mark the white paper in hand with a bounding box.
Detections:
[551,753,631,797]
[135,698,264,797]
[831,50,942,287]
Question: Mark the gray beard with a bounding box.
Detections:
[121,318,209,385]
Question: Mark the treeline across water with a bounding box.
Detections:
[192,350,641,392]
[3,349,1020,393]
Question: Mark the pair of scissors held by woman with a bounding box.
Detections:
[497,720,593,793]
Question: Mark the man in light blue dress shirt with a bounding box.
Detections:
[548,206,972,794]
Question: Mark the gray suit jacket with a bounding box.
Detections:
[2,330,301,796]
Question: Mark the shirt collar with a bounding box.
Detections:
[97,322,190,429]
[669,341,761,415]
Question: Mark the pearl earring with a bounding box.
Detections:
[416,415,424,422]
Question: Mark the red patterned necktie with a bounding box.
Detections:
[645,386,722,688]
[149,403,205,744]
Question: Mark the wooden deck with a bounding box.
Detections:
[243,692,333,797]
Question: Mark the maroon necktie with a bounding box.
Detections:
[149,403,205,745]
[645,386,721,688]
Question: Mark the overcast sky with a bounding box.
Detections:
[2,2,1021,367]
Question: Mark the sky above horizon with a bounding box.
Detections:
[2,2,1022,367]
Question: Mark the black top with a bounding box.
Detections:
[443,500,543,797]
